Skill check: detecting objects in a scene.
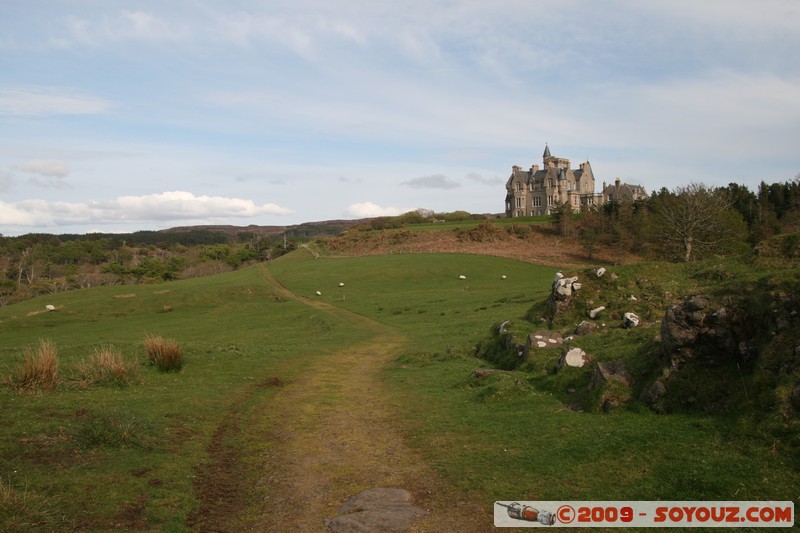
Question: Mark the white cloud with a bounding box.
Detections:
[0,191,293,228]
[344,202,410,218]
[14,160,70,177]
[114,191,293,219]
[0,86,110,116]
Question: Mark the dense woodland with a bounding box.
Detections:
[1,178,798,306]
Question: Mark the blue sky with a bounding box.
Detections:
[1,0,799,235]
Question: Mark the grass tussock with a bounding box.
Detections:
[74,412,154,449]
[75,345,141,388]
[144,335,183,372]
[5,339,59,392]
[0,477,60,530]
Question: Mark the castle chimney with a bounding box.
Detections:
[615,177,621,188]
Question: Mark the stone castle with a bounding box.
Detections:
[504,145,646,217]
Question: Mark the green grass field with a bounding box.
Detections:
[270,253,799,503]
[1,251,797,530]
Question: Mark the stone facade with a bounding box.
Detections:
[504,145,647,217]
[602,177,648,204]
[504,145,601,218]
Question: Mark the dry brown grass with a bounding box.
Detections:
[75,345,141,388]
[0,476,59,530]
[144,335,183,372]
[319,223,638,268]
[5,339,59,392]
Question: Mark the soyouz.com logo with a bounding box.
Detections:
[494,501,795,528]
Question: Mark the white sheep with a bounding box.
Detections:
[338,282,345,287]
[315,290,322,296]
[459,275,466,280]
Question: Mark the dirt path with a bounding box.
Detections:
[238,268,490,531]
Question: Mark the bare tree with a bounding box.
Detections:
[654,183,748,262]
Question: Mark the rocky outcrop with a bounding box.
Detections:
[643,293,770,413]
[660,294,751,369]
[546,272,582,319]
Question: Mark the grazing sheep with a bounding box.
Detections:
[459,275,466,280]
[501,275,507,279]
[315,291,322,296]
[338,282,345,287]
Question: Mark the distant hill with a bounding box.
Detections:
[159,219,375,239]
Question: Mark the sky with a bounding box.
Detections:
[1,0,799,236]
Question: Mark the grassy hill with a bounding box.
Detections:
[1,243,798,529]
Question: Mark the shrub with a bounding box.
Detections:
[5,339,59,392]
[75,345,141,388]
[144,335,183,372]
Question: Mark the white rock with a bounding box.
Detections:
[589,306,606,319]
[560,347,588,368]
[45,304,56,312]
[628,295,638,301]
[537,341,547,348]
[623,312,641,328]
[548,338,557,344]
[501,275,507,279]
[595,267,606,278]
[554,272,564,281]
[572,282,582,291]
[535,335,543,339]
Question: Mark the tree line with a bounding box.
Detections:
[554,178,800,262]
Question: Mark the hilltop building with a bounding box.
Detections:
[504,144,647,217]
[602,178,648,204]
[504,145,600,217]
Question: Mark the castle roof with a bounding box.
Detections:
[543,144,551,159]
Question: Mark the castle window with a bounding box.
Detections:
[533,196,542,208]
[515,197,523,208]
[516,182,522,192]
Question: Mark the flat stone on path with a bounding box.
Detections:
[325,488,428,532]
